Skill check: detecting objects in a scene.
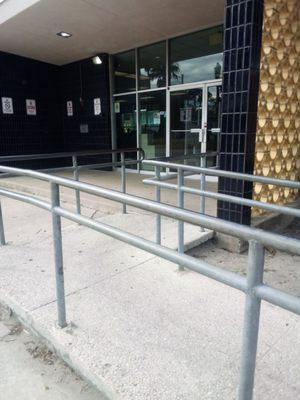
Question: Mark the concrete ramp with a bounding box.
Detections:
[0,201,299,400]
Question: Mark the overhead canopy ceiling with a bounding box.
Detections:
[0,0,224,65]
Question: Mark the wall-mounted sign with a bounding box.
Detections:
[26,99,37,115]
[94,98,101,115]
[2,97,13,114]
[67,100,73,116]
[80,124,89,133]
[114,102,120,113]
[180,107,192,122]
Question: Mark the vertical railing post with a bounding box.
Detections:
[50,183,67,328]
[238,240,265,400]
[121,152,126,214]
[0,199,6,245]
[155,166,161,245]
[199,155,206,215]
[72,155,81,215]
[199,154,206,232]
[177,168,184,270]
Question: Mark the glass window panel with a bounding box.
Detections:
[114,94,137,167]
[138,42,166,90]
[114,50,136,93]
[139,90,166,170]
[169,26,223,85]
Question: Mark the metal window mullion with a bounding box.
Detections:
[135,48,140,173]
[166,39,170,161]
[169,78,222,92]
[113,91,136,97]
[166,38,169,87]
[109,54,117,167]
[137,87,167,94]
[200,84,208,219]
[136,91,140,173]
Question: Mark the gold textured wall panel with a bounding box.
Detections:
[254,0,300,212]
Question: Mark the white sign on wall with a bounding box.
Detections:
[26,99,37,115]
[94,98,101,115]
[67,100,73,116]
[2,97,13,114]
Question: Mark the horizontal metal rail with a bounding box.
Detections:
[0,159,141,180]
[0,148,144,163]
[56,207,247,292]
[143,178,300,219]
[143,159,300,190]
[152,151,218,162]
[0,148,144,216]
[0,183,299,317]
[0,159,299,400]
[0,166,300,255]
[0,188,51,211]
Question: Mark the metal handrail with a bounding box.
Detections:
[0,161,299,399]
[0,148,144,214]
[143,179,300,218]
[0,167,299,254]
[0,148,144,163]
[148,151,218,162]
[143,159,300,189]
[142,159,300,223]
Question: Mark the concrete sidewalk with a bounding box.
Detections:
[0,314,104,400]
[0,198,299,400]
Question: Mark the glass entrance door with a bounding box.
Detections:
[170,87,203,157]
[169,82,221,164]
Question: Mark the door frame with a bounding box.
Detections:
[166,79,222,158]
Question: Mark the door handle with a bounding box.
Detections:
[210,128,220,133]
[190,128,206,143]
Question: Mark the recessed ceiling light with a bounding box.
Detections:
[56,31,72,38]
[0,0,7,4]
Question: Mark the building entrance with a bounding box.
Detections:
[168,82,221,165]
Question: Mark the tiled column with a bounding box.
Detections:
[217,0,264,225]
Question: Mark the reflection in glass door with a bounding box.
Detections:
[170,88,203,157]
[139,91,166,170]
[114,94,137,167]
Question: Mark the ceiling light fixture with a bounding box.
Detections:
[92,55,102,65]
[0,0,7,4]
[56,31,72,38]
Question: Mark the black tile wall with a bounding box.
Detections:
[217,0,264,225]
[60,55,112,165]
[0,51,63,168]
[0,51,112,169]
